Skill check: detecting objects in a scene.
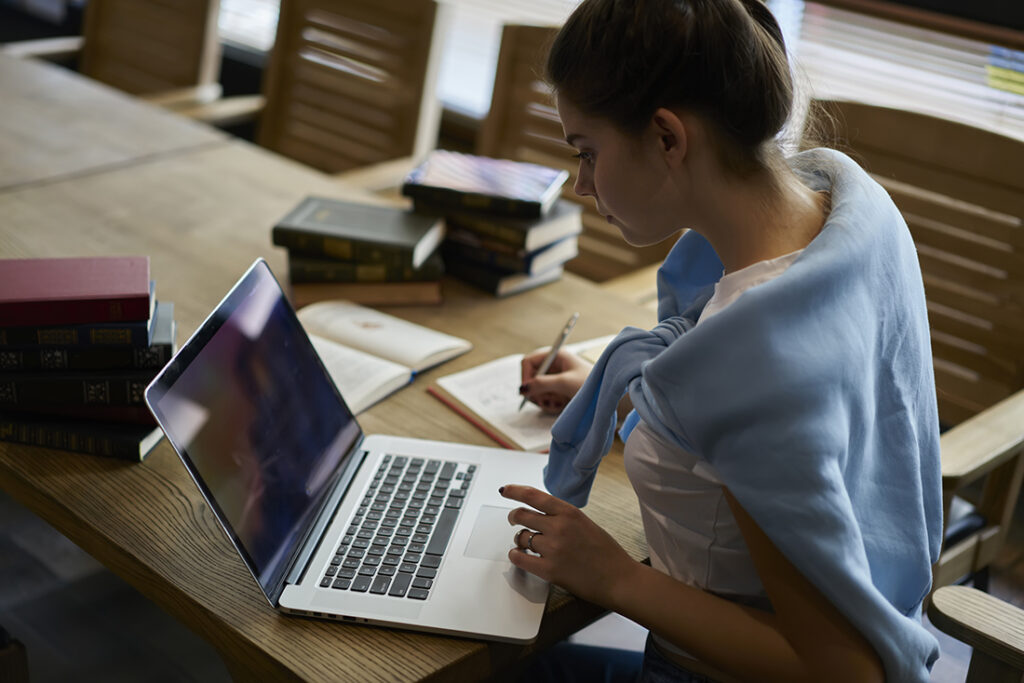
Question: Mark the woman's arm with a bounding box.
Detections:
[500,485,884,683]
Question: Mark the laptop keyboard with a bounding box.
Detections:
[318,455,475,600]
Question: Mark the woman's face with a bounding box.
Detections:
[557,94,682,247]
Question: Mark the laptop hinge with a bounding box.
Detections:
[284,438,369,589]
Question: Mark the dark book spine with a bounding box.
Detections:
[0,342,173,372]
[440,240,527,273]
[403,185,542,219]
[0,415,160,461]
[413,205,530,248]
[0,404,156,425]
[0,317,152,348]
[272,228,414,266]
[0,296,151,327]
[441,256,511,294]
[288,256,443,284]
[0,371,156,407]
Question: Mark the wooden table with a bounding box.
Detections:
[0,63,651,682]
[0,52,226,192]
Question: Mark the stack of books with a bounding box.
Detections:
[273,197,448,307]
[0,256,176,461]
[402,150,582,297]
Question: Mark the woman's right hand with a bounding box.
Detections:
[519,349,592,414]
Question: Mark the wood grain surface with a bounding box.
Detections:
[0,98,652,680]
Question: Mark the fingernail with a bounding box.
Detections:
[498,486,505,494]
[518,384,528,394]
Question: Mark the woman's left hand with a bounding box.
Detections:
[499,484,638,606]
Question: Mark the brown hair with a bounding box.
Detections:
[546,0,794,176]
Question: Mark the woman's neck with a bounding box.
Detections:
[696,165,828,275]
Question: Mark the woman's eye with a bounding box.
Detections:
[572,151,593,163]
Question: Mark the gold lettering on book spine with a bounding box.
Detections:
[38,329,78,345]
[91,329,132,344]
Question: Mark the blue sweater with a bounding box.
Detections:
[546,149,943,681]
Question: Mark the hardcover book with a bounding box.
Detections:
[272,197,445,268]
[0,256,152,326]
[416,199,582,252]
[288,251,444,284]
[402,150,570,219]
[0,369,158,408]
[297,300,472,413]
[0,414,163,461]
[442,258,564,297]
[0,288,159,348]
[442,235,578,276]
[289,280,443,308]
[0,302,176,371]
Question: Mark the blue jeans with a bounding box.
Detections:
[519,634,712,683]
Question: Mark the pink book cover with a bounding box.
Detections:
[0,256,151,326]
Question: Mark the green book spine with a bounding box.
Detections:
[272,228,416,266]
[288,253,444,283]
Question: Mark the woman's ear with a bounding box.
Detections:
[651,108,688,166]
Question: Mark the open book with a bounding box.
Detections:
[297,301,472,414]
[428,336,614,451]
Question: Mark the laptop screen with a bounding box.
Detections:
[146,259,362,600]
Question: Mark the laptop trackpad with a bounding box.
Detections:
[463,506,517,562]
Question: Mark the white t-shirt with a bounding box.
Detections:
[623,249,803,654]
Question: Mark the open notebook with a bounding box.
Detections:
[428,336,614,451]
[298,301,472,414]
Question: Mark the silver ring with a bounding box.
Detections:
[515,528,527,547]
[527,531,542,552]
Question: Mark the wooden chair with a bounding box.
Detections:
[1,0,223,109]
[928,585,1024,683]
[809,99,1024,594]
[477,24,677,282]
[253,0,446,177]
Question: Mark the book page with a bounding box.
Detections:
[298,301,472,372]
[432,336,616,452]
[436,354,556,452]
[309,334,411,415]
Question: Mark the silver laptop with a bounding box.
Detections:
[144,258,549,643]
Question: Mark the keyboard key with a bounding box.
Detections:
[340,535,354,546]
[425,508,459,556]
[347,548,365,560]
[399,562,418,573]
[445,497,463,509]
[408,588,430,600]
[332,578,352,590]
[408,542,426,554]
[379,565,397,576]
[383,555,401,567]
[404,553,423,564]
[343,558,361,569]
[421,555,441,569]
[358,565,376,576]
[352,576,372,592]
[389,572,413,597]
[412,577,433,590]
[325,566,338,576]
[449,489,465,498]
[440,462,457,480]
[424,460,440,474]
[370,575,392,595]
[412,533,430,544]
[368,545,386,557]
[416,567,437,579]
[320,577,332,588]
[363,556,381,566]
[338,568,356,579]
[352,538,370,549]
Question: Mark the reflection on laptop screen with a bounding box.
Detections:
[147,261,361,595]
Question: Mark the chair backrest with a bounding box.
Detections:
[80,0,221,95]
[809,99,1024,428]
[477,24,675,282]
[258,0,443,174]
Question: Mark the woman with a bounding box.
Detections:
[504,0,943,681]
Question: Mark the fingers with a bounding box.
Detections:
[499,484,575,516]
[508,505,548,531]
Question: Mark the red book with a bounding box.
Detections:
[0,256,152,326]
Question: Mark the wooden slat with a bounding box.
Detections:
[259,0,438,173]
[887,186,1024,250]
[80,0,220,95]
